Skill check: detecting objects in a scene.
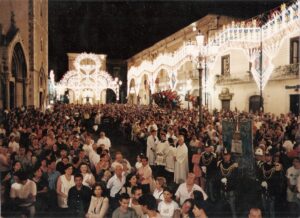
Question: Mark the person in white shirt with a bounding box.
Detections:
[56,164,75,210]
[90,144,101,166]
[135,154,143,170]
[86,183,109,218]
[175,173,208,205]
[296,175,300,216]
[97,132,111,150]
[111,152,132,174]
[147,120,158,133]
[137,156,153,194]
[155,132,169,176]
[8,135,19,153]
[10,171,37,217]
[166,127,177,145]
[287,157,300,216]
[153,177,166,202]
[80,163,95,189]
[146,129,158,166]
[165,138,176,183]
[107,164,126,198]
[174,135,189,184]
[107,164,126,212]
[158,187,179,218]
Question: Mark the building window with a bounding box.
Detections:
[221,55,230,76]
[290,37,299,64]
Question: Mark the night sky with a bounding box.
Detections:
[49,0,287,80]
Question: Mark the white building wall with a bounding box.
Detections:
[127,1,300,115]
[212,78,299,114]
[264,79,299,114]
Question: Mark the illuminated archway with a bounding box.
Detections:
[56,53,118,104]
[155,69,170,92]
[128,79,137,104]
[138,74,150,105]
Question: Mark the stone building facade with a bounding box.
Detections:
[0,0,48,110]
[127,2,300,115]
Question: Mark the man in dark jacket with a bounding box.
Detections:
[68,173,92,217]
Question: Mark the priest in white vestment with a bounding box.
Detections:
[146,128,158,166]
[174,135,189,184]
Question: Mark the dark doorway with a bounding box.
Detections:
[9,82,15,110]
[106,89,116,104]
[12,43,27,107]
[249,95,263,113]
[290,94,300,116]
[1,79,6,109]
[221,100,230,111]
[39,92,43,109]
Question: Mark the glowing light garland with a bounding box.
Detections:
[128,0,300,96]
[56,53,119,103]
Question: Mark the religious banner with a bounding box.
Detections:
[222,120,235,152]
[222,119,254,177]
[239,119,253,157]
[222,119,253,156]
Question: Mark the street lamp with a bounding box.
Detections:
[196,31,204,126]
[114,77,122,103]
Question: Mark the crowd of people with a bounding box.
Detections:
[0,103,299,218]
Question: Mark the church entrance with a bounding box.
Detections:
[249,95,263,113]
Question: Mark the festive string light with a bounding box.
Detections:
[56,53,120,103]
[128,0,300,95]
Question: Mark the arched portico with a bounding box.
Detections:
[154,69,170,92]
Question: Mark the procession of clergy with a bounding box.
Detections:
[1,103,300,218]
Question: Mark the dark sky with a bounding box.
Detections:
[49,0,287,80]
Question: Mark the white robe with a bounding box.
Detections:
[147,135,158,166]
[174,143,189,184]
[165,146,176,172]
[155,141,169,166]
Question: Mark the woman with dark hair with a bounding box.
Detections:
[173,199,195,218]
[137,156,152,194]
[158,187,179,218]
[32,166,48,213]
[153,177,166,202]
[56,163,75,211]
[86,182,109,218]
[80,162,95,189]
[2,160,22,185]
[192,201,207,218]
[121,173,138,197]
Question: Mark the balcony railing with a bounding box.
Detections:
[271,63,299,79]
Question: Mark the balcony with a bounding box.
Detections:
[271,63,299,80]
[215,73,253,85]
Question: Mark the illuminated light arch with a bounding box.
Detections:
[127,0,300,103]
[56,53,119,104]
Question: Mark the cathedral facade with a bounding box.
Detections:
[0,0,48,110]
